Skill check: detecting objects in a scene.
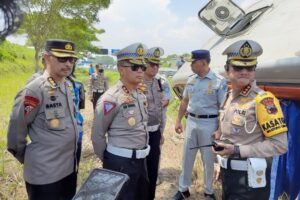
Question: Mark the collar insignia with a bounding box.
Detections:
[47,77,58,88]
[240,84,251,96]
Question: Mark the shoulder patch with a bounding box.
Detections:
[256,91,287,137]
[103,101,116,115]
[24,96,39,115]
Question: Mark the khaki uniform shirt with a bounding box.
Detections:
[7,71,78,185]
[88,73,108,96]
[92,80,148,160]
[220,81,288,158]
[144,78,164,130]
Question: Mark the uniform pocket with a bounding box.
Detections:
[45,109,66,131]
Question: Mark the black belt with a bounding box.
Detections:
[189,113,218,118]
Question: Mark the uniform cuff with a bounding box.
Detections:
[239,145,252,158]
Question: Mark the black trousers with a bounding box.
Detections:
[103,150,149,200]
[92,91,104,110]
[25,172,77,200]
[76,141,82,168]
[146,130,162,200]
[221,162,271,200]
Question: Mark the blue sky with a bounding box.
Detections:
[94,0,257,56]
[7,0,257,56]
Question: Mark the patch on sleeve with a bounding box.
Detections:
[256,92,287,137]
[103,101,116,115]
[24,96,39,115]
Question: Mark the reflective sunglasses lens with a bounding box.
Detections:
[141,65,147,71]
[131,64,146,71]
[232,66,255,72]
[56,57,76,63]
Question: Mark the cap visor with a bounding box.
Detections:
[146,58,160,64]
[230,60,257,66]
[128,59,146,65]
[51,51,78,58]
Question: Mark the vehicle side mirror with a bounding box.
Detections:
[198,0,245,36]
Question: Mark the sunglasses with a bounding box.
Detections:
[51,55,77,64]
[148,62,159,68]
[123,64,147,71]
[232,65,256,72]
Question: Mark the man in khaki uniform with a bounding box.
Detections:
[143,47,166,200]
[92,43,150,200]
[213,40,288,200]
[88,64,108,110]
[7,39,79,200]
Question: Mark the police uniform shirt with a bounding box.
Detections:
[7,71,78,185]
[88,73,108,94]
[92,81,148,160]
[220,81,288,158]
[144,78,164,126]
[183,70,227,115]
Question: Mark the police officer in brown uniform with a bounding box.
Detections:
[213,40,288,200]
[7,39,79,200]
[92,43,150,200]
[88,64,108,110]
[143,47,166,200]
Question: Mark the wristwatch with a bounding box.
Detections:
[233,145,241,158]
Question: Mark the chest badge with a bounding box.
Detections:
[206,80,213,95]
[50,119,60,128]
[231,115,244,126]
[128,117,136,126]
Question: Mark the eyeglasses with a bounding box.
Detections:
[232,65,256,72]
[123,64,147,71]
[148,62,159,68]
[50,55,77,64]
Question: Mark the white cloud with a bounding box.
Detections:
[95,0,212,55]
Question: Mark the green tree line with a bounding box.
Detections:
[19,0,111,72]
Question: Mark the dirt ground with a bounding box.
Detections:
[79,100,222,200]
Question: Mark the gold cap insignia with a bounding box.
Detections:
[154,48,160,57]
[239,41,252,58]
[65,43,73,51]
[136,44,144,56]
